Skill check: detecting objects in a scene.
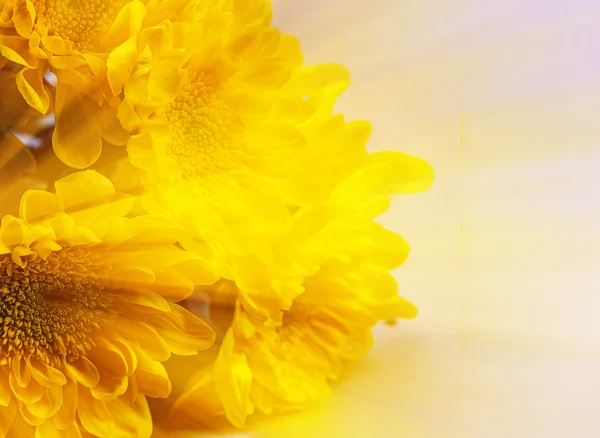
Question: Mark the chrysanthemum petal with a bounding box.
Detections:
[9,372,43,404]
[213,331,253,428]
[0,403,17,437]
[134,354,171,398]
[19,191,60,225]
[35,421,81,438]
[103,0,147,48]
[64,357,100,388]
[172,258,220,286]
[15,66,49,114]
[148,61,181,103]
[30,360,66,387]
[339,151,434,197]
[76,388,115,437]
[90,374,128,401]
[24,384,63,420]
[54,170,130,227]
[151,304,216,355]
[107,36,139,96]
[0,35,37,67]
[12,0,35,38]
[89,341,130,378]
[373,295,419,320]
[40,36,73,56]
[52,84,103,169]
[11,355,31,388]
[105,395,152,438]
[49,380,77,429]
[171,368,223,426]
[0,370,11,407]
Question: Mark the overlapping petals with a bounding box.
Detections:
[170,152,432,428]
[0,0,147,167]
[0,170,216,437]
[0,0,434,434]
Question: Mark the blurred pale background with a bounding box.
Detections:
[232,0,600,437]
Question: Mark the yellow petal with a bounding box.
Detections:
[12,0,35,38]
[372,295,419,320]
[47,54,87,69]
[0,216,24,248]
[48,379,77,429]
[64,357,99,388]
[54,170,128,227]
[340,151,434,197]
[106,395,151,438]
[172,258,219,287]
[117,99,141,132]
[118,290,170,312]
[0,368,11,407]
[9,372,43,404]
[148,61,181,103]
[15,66,49,114]
[59,227,101,246]
[108,320,171,362]
[52,84,103,169]
[171,368,223,426]
[288,63,350,103]
[0,35,37,67]
[147,267,195,301]
[103,0,147,48]
[35,421,82,438]
[11,354,30,387]
[25,385,63,419]
[0,403,17,437]
[41,35,73,55]
[237,57,291,89]
[99,103,129,146]
[213,331,253,428]
[151,304,215,355]
[19,190,59,224]
[89,338,134,378]
[82,53,107,81]
[29,359,66,387]
[126,132,160,170]
[90,373,128,401]
[76,388,115,437]
[134,354,171,398]
[31,240,62,260]
[107,36,139,96]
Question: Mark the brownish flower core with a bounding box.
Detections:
[0,249,111,367]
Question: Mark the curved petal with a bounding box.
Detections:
[103,0,147,48]
[12,0,35,38]
[213,331,253,428]
[52,84,103,169]
[15,66,49,114]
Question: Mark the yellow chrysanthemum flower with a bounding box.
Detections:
[0,0,147,168]
[103,0,368,248]
[171,222,417,429]
[0,170,216,437]
[167,151,433,429]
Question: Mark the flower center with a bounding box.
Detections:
[0,249,111,366]
[32,0,129,51]
[165,72,243,181]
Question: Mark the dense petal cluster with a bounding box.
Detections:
[0,0,144,167]
[0,171,215,437]
[170,154,430,427]
[0,0,433,435]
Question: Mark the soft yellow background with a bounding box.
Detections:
[232,1,600,436]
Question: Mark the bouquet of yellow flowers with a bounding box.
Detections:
[0,0,432,436]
